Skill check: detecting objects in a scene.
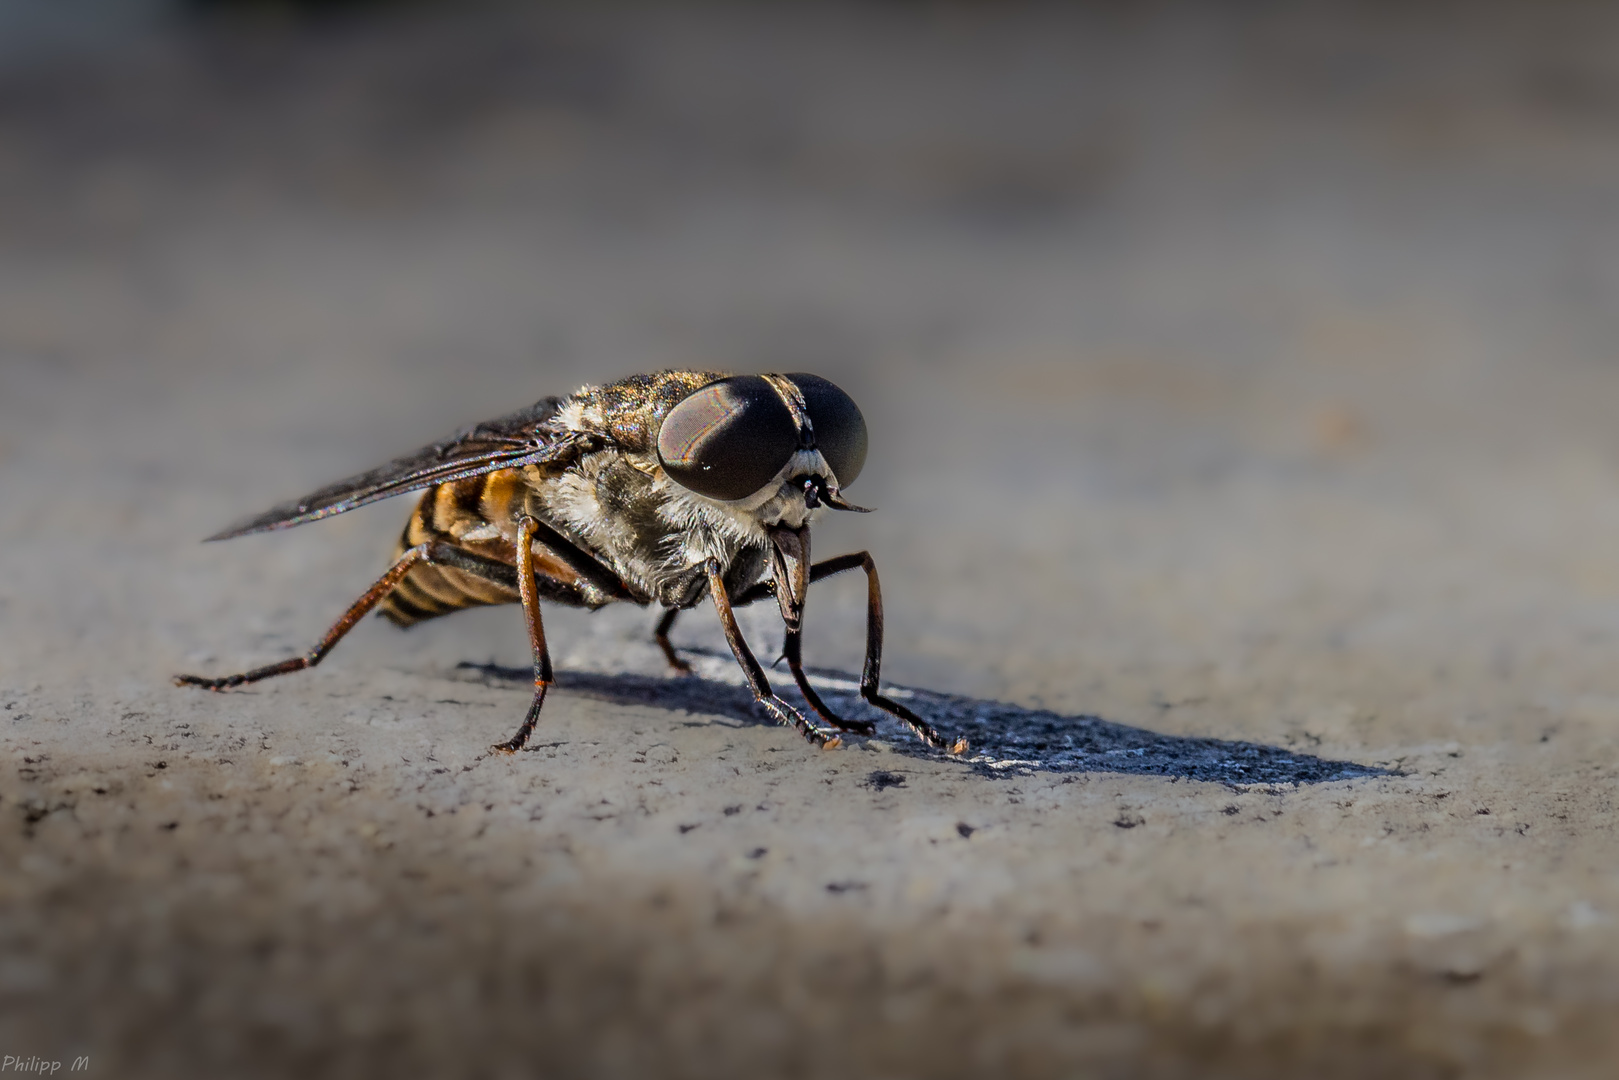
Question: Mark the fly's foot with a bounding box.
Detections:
[757,695,840,748]
[174,672,248,691]
[860,691,968,755]
[657,637,693,675]
[486,691,548,757]
[655,624,694,675]
[174,656,307,691]
[797,694,876,737]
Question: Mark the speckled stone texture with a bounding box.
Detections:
[5,4,1619,1077]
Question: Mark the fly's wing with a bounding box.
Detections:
[206,397,594,541]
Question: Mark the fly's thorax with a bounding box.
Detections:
[508,440,725,605]
[518,372,850,601]
[531,445,654,546]
[567,371,728,453]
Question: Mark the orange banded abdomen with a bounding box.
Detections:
[378,477,520,627]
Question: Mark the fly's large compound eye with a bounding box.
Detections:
[786,373,868,487]
[657,376,799,501]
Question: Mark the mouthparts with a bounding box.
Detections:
[766,523,810,631]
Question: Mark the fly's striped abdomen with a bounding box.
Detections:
[379,476,521,627]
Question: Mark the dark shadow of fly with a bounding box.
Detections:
[455,649,1389,787]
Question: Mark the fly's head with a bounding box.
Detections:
[654,373,870,629]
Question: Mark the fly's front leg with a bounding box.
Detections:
[810,552,969,755]
[491,516,555,754]
[765,522,871,735]
[175,540,515,691]
[653,608,693,675]
[704,559,840,749]
[781,630,876,737]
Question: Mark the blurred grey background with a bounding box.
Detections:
[6,2,1619,1077]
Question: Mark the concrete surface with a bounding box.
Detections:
[5,3,1619,1076]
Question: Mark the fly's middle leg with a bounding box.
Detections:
[491,516,556,755]
[653,607,693,675]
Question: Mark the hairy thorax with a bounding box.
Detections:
[522,442,824,609]
[460,374,827,610]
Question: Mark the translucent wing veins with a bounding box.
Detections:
[206,397,593,541]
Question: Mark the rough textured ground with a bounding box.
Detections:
[6,3,1619,1076]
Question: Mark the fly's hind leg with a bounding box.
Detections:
[653,608,693,675]
[178,523,581,756]
[175,540,519,691]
